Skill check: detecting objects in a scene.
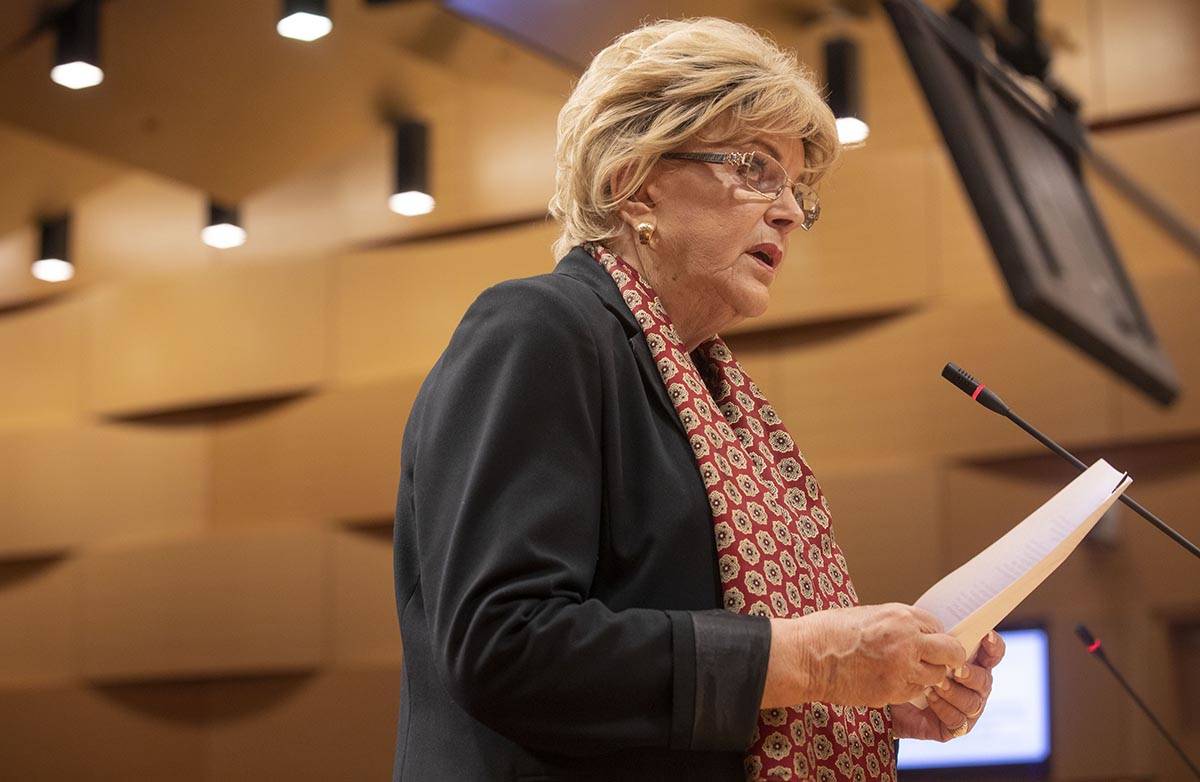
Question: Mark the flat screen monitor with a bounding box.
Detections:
[883,0,1179,405]
[897,626,1051,773]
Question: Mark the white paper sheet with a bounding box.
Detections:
[908,459,1132,708]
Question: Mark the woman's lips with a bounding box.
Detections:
[747,252,775,274]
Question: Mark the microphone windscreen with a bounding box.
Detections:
[942,362,981,396]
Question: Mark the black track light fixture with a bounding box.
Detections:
[825,36,869,147]
[388,120,434,217]
[33,215,74,282]
[51,0,103,90]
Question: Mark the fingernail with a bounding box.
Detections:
[954,666,967,679]
[922,686,932,697]
[988,631,997,645]
[938,678,951,692]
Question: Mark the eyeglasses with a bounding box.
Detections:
[660,150,821,230]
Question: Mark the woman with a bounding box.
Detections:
[392,17,1005,781]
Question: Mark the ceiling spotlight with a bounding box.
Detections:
[388,120,434,217]
[51,0,104,90]
[825,37,869,147]
[277,0,333,42]
[202,201,247,249]
[32,215,75,283]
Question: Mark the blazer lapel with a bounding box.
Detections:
[555,247,686,438]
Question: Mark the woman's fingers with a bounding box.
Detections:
[909,606,945,634]
[933,678,985,719]
[919,632,968,669]
[975,630,1007,669]
[925,687,971,739]
[952,662,993,695]
[913,660,950,687]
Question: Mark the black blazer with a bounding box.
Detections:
[392,246,772,781]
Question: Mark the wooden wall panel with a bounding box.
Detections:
[1090,115,1200,282]
[85,258,329,416]
[930,148,1010,303]
[734,146,937,333]
[79,528,327,682]
[815,460,942,606]
[771,310,943,466]
[331,528,402,667]
[0,681,208,781]
[0,558,76,685]
[73,172,213,282]
[1113,272,1200,440]
[0,424,207,560]
[204,668,400,782]
[1094,0,1200,118]
[0,294,85,428]
[769,295,1117,467]
[210,376,420,528]
[333,221,558,383]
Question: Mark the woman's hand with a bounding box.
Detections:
[762,603,967,709]
[890,630,1007,741]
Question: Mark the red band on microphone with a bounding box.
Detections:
[1088,639,1102,653]
[971,384,986,401]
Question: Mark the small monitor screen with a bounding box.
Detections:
[897,627,1051,770]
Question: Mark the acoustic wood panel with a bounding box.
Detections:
[73,171,213,281]
[84,257,330,416]
[331,528,402,667]
[0,293,85,428]
[814,459,943,607]
[209,376,421,528]
[930,147,1010,303]
[0,680,208,781]
[0,558,76,685]
[1113,272,1200,439]
[0,424,207,560]
[204,668,400,782]
[79,528,327,682]
[1093,0,1200,119]
[1090,115,1200,282]
[0,118,124,238]
[769,294,1117,467]
[333,221,558,383]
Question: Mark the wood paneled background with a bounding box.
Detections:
[0,1,1196,779]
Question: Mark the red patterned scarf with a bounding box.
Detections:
[585,243,896,782]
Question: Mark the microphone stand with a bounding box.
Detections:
[1075,625,1200,779]
[941,362,1200,560]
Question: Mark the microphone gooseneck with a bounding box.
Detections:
[1075,624,1200,779]
[941,362,1200,560]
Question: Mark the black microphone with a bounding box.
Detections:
[942,362,1200,560]
[1075,624,1200,779]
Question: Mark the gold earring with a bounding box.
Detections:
[636,222,656,245]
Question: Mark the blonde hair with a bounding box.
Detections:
[549,17,841,260]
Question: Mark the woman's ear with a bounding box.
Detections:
[609,163,656,230]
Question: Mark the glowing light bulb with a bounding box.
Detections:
[388,191,436,217]
[277,12,332,42]
[51,61,104,89]
[32,258,75,282]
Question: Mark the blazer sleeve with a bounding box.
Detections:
[408,278,770,756]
